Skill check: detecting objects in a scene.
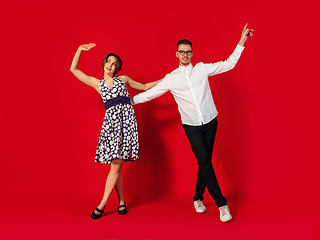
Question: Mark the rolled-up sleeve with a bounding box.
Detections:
[203,44,245,76]
[131,75,170,105]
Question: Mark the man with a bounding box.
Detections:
[131,24,253,222]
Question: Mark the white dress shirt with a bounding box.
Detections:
[131,44,245,126]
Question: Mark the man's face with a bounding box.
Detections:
[176,44,193,67]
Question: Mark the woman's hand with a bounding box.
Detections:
[79,43,96,51]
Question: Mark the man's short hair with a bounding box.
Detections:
[177,39,192,50]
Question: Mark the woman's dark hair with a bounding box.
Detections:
[177,39,192,50]
[101,53,122,75]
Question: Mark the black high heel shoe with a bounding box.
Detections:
[118,202,128,215]
[91,204,104,219]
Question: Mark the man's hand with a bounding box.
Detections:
[238,24,254,47]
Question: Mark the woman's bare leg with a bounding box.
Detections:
[94,159,124,214]
[115,172,126,210]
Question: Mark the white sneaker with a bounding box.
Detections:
[194,200,206,213]
[219,205,232,222]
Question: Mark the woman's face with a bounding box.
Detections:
[104,56,117,75]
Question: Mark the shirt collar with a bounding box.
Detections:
[179,63,193,71]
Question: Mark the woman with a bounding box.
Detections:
[70,43,161,219]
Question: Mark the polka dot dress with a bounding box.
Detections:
[95,76,139,164]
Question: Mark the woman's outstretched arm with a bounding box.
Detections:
[118,75,162,91]
[70,43,100,93]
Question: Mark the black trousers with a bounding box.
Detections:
[182,117,227,207]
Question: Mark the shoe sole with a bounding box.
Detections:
[195,209,206,213]
[220,216,232,222]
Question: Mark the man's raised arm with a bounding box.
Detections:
[203,23,254,76]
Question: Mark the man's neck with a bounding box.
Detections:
[179,63,191,68]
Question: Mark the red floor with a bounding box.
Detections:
[0,194,313,240]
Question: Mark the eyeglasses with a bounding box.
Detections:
[178,50,193,56]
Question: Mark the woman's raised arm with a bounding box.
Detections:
[70,43,100,93]
[118,75,162,91]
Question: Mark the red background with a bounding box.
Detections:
[0,0,319,239]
